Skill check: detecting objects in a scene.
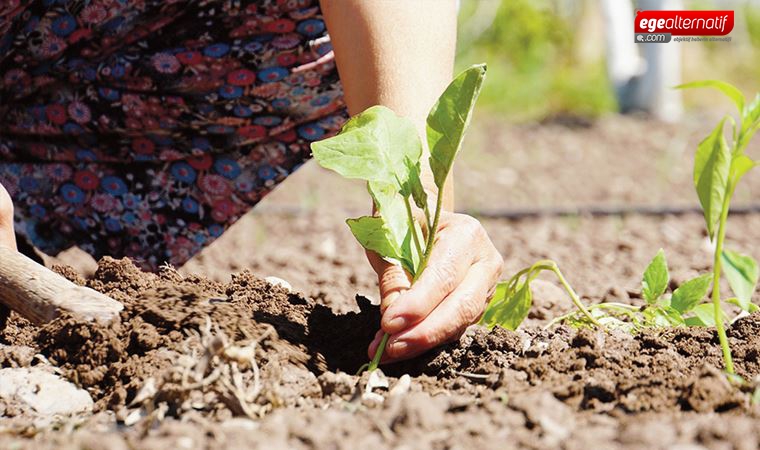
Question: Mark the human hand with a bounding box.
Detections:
[366,212,503,363]
[0,183,16,250]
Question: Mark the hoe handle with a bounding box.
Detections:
[0,246,123,325]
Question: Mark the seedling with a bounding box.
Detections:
[479,259,603,331]
[311,64,487,370]
[480,249,714,334]
[543,249,715,331]
[674,81,760,374]
[483,82,760,364]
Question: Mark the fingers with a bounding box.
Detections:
[381,216,479,334]
[383,257,501,361]
[0,183,16,250]
[367,328,385,359]
[367,250,412,313]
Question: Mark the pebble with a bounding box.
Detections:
[0,367,93,420]
[264,276,292,292]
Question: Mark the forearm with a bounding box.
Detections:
[321,0,457,210]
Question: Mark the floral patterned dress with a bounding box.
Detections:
[0,0,347,271]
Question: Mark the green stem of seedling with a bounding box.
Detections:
[545,262,605,329]
[368,188,445,372]
[544,302,639,330]
[417,187,445,277]
[404,196,424,260]
[711,181,735,375]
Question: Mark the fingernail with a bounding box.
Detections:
[384,316,407,332]
[388,339,408,356]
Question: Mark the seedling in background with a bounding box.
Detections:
[674,80,760,374]
[543,249,715,331]
[482,249,715,334]
[483,81,760,359]
[312,64,487,371]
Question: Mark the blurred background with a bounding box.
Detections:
[455,0,759,120]
[242,0,760,214]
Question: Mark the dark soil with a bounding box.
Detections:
[2,253,760,449]
[3,115,760,449]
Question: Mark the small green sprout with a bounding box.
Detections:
[519,250,712,333]
[311,64,487,370]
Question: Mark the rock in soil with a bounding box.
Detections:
[0,367,93,428]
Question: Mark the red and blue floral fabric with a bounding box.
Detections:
[0,0,347,270]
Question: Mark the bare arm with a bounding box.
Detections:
[321,0,503,362]
[321,0,456,208]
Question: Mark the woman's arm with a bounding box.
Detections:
[321,0,503,362]
[321,0,456,207]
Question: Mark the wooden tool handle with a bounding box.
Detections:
[0,246,123,325]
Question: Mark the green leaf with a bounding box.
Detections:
[693,118,731,239]
[403,157,428,211]
[480,281,532,331]
[739,93,759,150]
[479,281,510,328]
[367,182,419,275]
[744,92,760,125]
[685,303,728,327]
[676,80,745,116]
[648,306,685,327]
[642,249,669,303]
[345,216,406,269]
[311,105,422,190]
[730,154,755,184]
[726,297,759,313]
[427,64,486,189]
[721,249,759,311]
[671,274,713,313]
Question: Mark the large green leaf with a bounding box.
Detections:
[642,249,669,303]
[676,80,745,116]
[480,281,532,331]
[693,118,731,239]
[311,105,422,190]
[346,216,404,266]
[721,249,759,311]
[671,274,712,313]
[427,64,486,189]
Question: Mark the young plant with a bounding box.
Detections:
[482,249,713,334]
[676,81,760,374]
[543,249,714,331]
[479,259,604,331]
[311,64,487,371]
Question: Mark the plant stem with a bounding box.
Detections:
[368,188,445,371]
[547,263,605,329]
[368,333,389,371]
[416,187,445,277]
[404,196,424,260]
[711,181,735,374]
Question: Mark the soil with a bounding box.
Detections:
[3,115,760,449]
